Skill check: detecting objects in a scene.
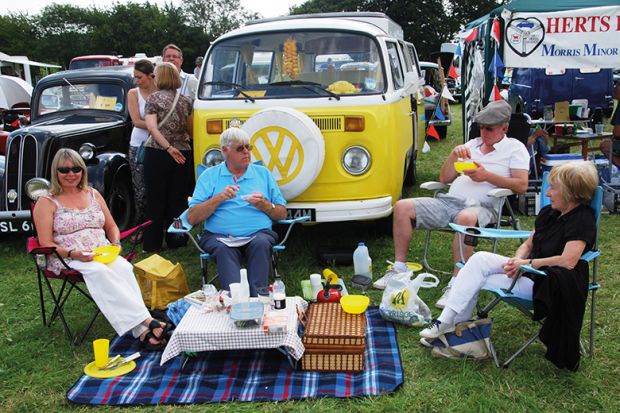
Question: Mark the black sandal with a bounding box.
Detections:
[148,319,172,340]
[139,331,167,351]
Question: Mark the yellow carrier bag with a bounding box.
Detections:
[134,254,190,310]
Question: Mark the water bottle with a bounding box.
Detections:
[239,268,250,300]
[272,275,286,310]
[353,242,372,277]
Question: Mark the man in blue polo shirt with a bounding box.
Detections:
[187,127,287,295]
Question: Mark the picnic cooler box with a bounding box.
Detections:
[301,302,367,372]
[541,153,582,173]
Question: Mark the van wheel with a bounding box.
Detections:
[107,178,133,231]
[242,107,325,200]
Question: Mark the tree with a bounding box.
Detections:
[181,0,258,39]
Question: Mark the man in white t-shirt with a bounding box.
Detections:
[375,100,530,307]
[161,43,198,99]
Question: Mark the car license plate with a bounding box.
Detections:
[0,219,34,234]
[286,208,316,221]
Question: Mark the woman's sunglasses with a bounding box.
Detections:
[234,144,253,153]
[57,166,83,174]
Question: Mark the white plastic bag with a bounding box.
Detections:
[379,272,439,326]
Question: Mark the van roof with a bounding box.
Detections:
[218,12,403,41]
[70,55,120,61]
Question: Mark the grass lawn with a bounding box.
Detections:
[1,104,619,412]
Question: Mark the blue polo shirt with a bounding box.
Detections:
[189,162,287,236]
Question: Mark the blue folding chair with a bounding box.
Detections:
[449,171,602,368]
[168,208,309,285]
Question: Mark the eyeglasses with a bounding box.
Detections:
[163,54,181,59]
[57,166,83,174]
[234,144,253,153]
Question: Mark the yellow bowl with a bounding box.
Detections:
[92,245,120,264]
[340,295,370,314]
[454,161,478,173]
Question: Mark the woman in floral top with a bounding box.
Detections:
[143,62,194,252]
[33,148,169,350]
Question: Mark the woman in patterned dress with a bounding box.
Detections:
[32,148,168,350]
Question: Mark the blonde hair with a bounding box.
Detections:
[49,148,88,195]
[155,62,181,90]
[548,161,598,204]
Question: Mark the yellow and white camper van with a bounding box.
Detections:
[194,12,422,222]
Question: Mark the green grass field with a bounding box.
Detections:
[1,104,619,412]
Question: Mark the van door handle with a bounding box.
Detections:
[574,76,584,80]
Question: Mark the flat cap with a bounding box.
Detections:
[473,100,512,125]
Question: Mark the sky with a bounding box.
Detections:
[0,0,306,17]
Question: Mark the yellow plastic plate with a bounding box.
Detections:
[387,261,423,272]
[92,245,120,264]
[340,295,370,314]
[83,358,136,379]
[454,161,478,173]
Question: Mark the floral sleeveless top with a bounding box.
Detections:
[44,188,110,274]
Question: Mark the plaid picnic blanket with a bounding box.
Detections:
[67,307,403,405]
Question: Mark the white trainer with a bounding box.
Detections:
[373,269,400,290]
[435,285,452,309]
[419,319,455,340]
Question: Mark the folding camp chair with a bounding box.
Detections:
[449,172,602,368]
[421,114,531,274]
[167,209,309,286]
[29,220,151,345]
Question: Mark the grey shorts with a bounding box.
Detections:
[412,195,497,229]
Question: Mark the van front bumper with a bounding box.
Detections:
[286,196,393,222]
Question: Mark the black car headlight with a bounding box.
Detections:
[25,178,51,201]
[79,143,96,161]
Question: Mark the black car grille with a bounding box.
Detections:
[4,133,38,212]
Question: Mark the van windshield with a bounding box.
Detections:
[37,82,125,116]
[200,31,385,99]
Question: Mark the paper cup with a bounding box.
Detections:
[310,273,322,297]
[229,283,243,303]
[93,338,110,369]
[595,124,604,135]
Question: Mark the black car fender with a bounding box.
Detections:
[87,152,132,197]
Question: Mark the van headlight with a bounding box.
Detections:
[203,149,224,168]
[79,143,96,161]
[342,146,371,175]
[25,178,51,201]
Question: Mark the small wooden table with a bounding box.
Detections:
[551,132,612,160]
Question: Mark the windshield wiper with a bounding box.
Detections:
[204,81,255,102]
[62,77,90,102]
[268,80,341,100]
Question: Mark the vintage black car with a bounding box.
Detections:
[0,67,136,234]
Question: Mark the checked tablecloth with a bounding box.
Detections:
[161,296,308,365]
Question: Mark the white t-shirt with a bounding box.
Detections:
[448,136,529,206]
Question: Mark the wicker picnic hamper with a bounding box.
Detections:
[301,302,367,372]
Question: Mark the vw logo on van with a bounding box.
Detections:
[250,126,304,185]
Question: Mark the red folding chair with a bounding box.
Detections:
[29,220,151,345]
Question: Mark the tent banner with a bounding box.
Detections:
[502,5,620,68]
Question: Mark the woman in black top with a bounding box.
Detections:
[420,161,599,369]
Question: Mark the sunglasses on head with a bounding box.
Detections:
[234,144,253,153]
[57,166,83,174]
